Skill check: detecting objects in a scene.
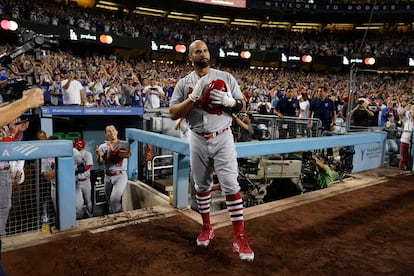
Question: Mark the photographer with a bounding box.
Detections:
[350,98,374,129]
[143,78,165,109]
[232,113,254,142]
[312,153,333,189]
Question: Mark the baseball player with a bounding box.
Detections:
[0,87,43,275]
[0,120,27,275]
[41,155,57,211]
[74,139,94,219]
[169,40,254,261]
[0,160,12,275]
[41,136,82,213]
[96,125,131,214]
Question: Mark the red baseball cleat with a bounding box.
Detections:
[196,223,215,247]
[232,233,254,261]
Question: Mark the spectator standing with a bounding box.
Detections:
[350,98,374,128]
[256,95,272,115]
[384,113,399,154]
[298,92,310,136]
[49,72,64,106]
[120,77,135,106]
[88,73,105,100]
[367,96,381,127]
[130,88,145,107]
[143,78,165,109]
[61,70,85,106]
[398,110,414,170]
[379,101,398,128]
[248,90,260,112]
[274,86,299,139]
[308,86,337,137]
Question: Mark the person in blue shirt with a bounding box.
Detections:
[96,92,110,107]
[308,86,337,155]
[273,86,300,139]
[308,86,337,135]
[130,88,145,107]
[379,100,398,128]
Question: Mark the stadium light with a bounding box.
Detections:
[301,54,313,63]
[364,57,376,65]
[240,51,251,59]
[99,34,113,44]
[175,44,186,53]
[1,20,18,31]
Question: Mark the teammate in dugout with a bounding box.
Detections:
[96,125,131,214]
[169,40,254,261]
[74,139,94,219]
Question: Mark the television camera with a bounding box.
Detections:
[0,29,59,102]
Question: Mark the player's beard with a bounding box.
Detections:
[194,58,209,68]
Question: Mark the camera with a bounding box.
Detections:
[0,29,59,101]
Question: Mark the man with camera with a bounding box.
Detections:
[350,98,374,129]
[143,78,166,109]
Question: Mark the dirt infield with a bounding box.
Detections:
[3,171,414,275]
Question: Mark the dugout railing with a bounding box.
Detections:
[0,140,76,237]
[247,114,323,140]
[126,128,389,209]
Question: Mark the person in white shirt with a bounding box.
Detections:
[399,109,414,170]
[298,92,311,136]
[143,78,165,109]
[61,70,85,105]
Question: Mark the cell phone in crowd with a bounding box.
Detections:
[14,119,29,125]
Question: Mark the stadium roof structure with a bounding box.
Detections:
[98,0,414,26]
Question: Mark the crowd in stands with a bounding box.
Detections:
[1,43,413,131]
[1,0,413,133]
[1,0,414,57]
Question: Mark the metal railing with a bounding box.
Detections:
[249,114,323,140]
[151,155,174,183]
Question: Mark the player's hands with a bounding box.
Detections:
[210,90,236,107]
[106,141,116,154]
[95,146,102,157]
[189,76,208,102]
[22,88,44,109]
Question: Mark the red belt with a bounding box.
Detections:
[195,127,230,140]
[1,166,10,171]
[106,171,123,176]
[78,178,88,182]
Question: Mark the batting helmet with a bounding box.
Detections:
[73,139,85,150]
[199,79,227,115]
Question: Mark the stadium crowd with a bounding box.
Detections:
[1,44,413,128]
[1,0,413,128]
[1,0,414,56]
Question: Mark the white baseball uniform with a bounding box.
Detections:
[97,140,129,213]
[170,68,243,195]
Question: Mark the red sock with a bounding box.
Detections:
[226,192,244,237]
[196,191,211,225]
